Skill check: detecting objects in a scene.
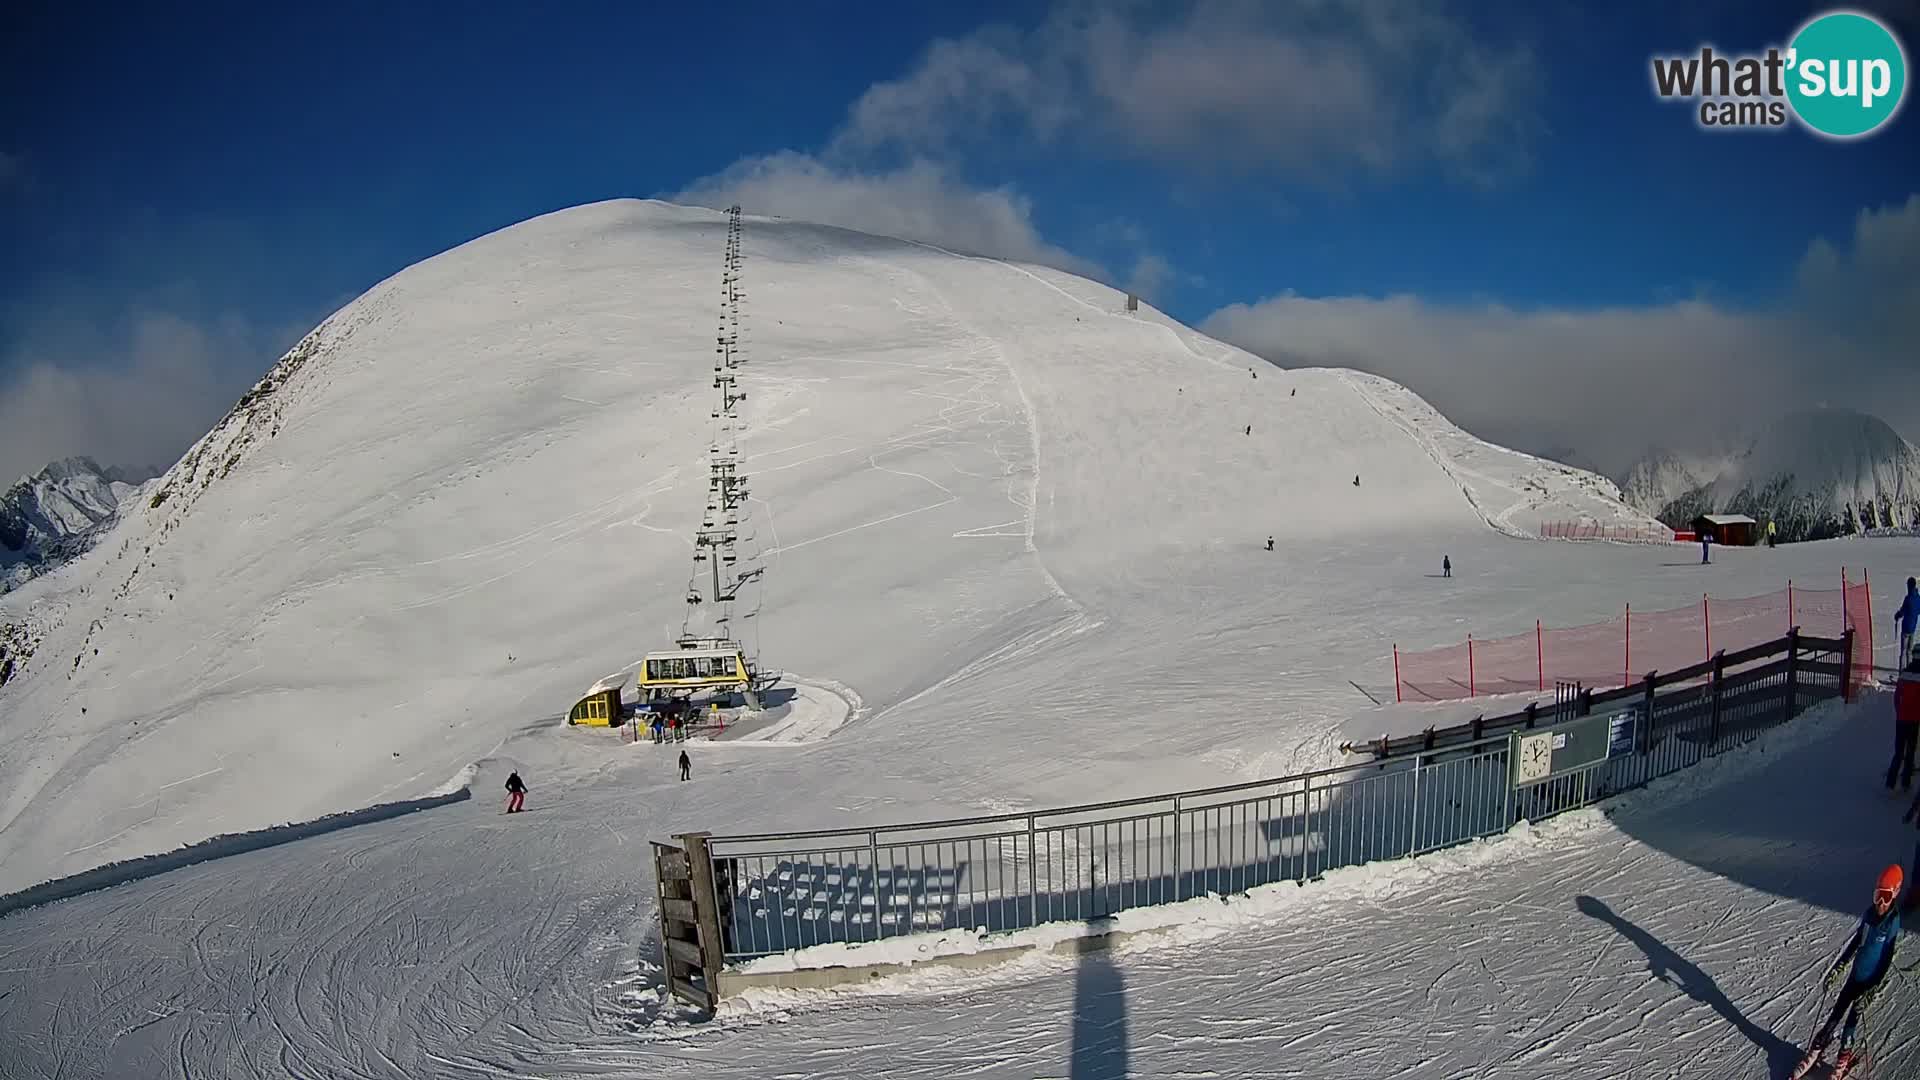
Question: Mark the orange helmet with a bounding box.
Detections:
[1876,864,1905,904]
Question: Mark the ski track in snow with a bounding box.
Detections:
[1,201,1915,1079]
[3,698,1916,1078]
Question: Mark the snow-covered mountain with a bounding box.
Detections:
[1619,409,1920,540]
[3,199,1918,1080]
[1618,447,1715,520]
[0,456,159,594]
[0,198,1658,892]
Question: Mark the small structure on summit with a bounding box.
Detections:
[1692,513,1757,547]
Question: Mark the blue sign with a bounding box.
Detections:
[1607,707,1640,758]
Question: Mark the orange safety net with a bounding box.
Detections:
[1394,571,1873,702]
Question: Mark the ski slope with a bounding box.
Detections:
[0,199,1663,893]
[3,200,1920,1078]
[0,684,1913,1078]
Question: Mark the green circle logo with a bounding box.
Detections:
[1786,10,1908,138]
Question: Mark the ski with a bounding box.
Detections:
[1788,1051,1860,1080]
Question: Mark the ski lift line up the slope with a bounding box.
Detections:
[568,205,776,728]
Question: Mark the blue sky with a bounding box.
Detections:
[1,0,1916,480]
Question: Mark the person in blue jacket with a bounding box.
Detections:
[1897,577,1920,668]
[1795,865,1903,1077]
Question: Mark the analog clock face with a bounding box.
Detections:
[1516,733,1553,782]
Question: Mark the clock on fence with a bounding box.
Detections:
[1515,731,1554,784]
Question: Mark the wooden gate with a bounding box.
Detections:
[652,832,725,1012]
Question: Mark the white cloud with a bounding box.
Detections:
[1203,194,1920,477]
[829,1,1541,184]
[1125,254,1174,302]
[667,2,1537,313]
[0,310,302,484]
[666,152,1104,278]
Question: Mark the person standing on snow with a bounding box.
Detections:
[1892,650,1920,791]
[504,771,527,813]
[1266,535,1274,551]
[678,750,692,782]
[1793,865,1903,1079]
[1701,532,1711,564]
[1896,578,1920,668]
[1442,555,1452,579]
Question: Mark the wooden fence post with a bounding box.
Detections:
[678,831,726,1004]
[654,837,719,1014]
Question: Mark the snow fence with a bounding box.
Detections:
[654,630,1852,1001]
[1538,521,1676,543]
[1392,572,1873,703]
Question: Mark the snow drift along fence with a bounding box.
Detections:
[1538,521,1676,544]
[1393,572,1873,703]
[655,631,1847,988]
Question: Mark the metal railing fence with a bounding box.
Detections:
[689,632,1850,964]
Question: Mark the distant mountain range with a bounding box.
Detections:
[1,456,161,594]
[1617,408,1920,542]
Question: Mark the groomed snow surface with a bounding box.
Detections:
[1,201,1917,1078]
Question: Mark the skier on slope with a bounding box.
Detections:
[504,771,527,814]
[1792,865,1904,1079]
[1442,555,1452,579]
[1896,578,1920,670]
[679,750,692,782]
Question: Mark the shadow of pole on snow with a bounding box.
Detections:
[1577,894,1802,1078]
[1068,918,1130,1080]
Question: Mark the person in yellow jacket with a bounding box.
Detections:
[1767,520,1778,547]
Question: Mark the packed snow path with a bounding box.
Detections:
[2,696,1914,1078]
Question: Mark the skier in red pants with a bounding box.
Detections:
[1793,865,1903,1078]
[504,771,527,813]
